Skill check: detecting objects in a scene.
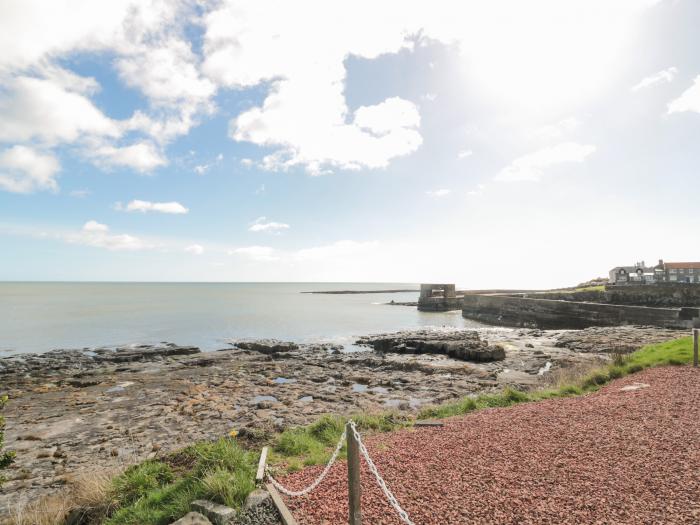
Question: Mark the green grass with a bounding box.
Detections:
[97,336,695,524]
[105,438,257,525]
[270,413,410,470]
[419,336,695,421]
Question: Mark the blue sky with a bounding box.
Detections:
[1,0,700,287]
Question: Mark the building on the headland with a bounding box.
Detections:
[418,283,464,310]
[609,259,700,285]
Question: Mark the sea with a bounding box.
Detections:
[0,282,484,355]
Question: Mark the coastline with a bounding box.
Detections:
[0,325,682,514]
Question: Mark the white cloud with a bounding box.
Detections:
[534,117,580,141]
[118,200,189,214]
[202,0,657,176]
[668,76,700,114]
[229,246,279,262]
[193,153,223,175]
[0,75,120,144]
[632,66,677,92]
[457,149,473,159]
[90,142,167,172]
[185,244,204,255]
[249,217,290,234]
[426,189,451,197]
[495,142,596,182]
[467,184,486,196]
[0,145,60,193]
[67,220,149,251]
[0,0,216,175]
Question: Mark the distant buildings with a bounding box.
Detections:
[609,260,700,284]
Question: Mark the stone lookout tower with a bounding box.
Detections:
[418,284,462,311]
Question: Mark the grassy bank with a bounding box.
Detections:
[12,336,695,525]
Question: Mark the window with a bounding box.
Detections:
[670,269,677,274]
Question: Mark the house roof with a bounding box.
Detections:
[665,262,700,269]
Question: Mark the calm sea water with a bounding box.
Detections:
[0,282,483,355]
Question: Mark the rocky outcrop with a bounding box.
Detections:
[234,340,299,355]
[358,330,506,362]
[0,344,201,376]
[554,326,681,354]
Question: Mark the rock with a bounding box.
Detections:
[67,377,101,388]
[234,340,299,354]
[554,326,681,354]
[170,512,213,525]
[243,488,271,511]
[357,329,506,362]
[191,500,237,525]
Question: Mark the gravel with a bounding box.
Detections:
[235,500,281,525]
[280,366,700,524]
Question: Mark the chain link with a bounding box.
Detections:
[349,422,415,525]
[265,426,347,497]
[265,421,415,525]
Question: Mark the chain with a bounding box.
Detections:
[265,426,347,497]
[349,422,415,525]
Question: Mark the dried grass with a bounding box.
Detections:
[8,468,120,525]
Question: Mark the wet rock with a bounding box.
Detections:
[235,340,299,355]
[357,329,506,362]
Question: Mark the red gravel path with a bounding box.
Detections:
[280,367,700,524]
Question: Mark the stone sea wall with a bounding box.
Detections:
[462,294,700,329]
[523,283,700,307]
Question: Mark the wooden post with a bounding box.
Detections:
[256,446,269,485]
[693,329,699,368]
[347,422,362,525]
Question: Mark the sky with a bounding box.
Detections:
[1,0,700,288]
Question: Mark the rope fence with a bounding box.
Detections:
[265,421,415,525]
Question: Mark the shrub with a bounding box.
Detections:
[607,366,625,380]
[0,395,16,487]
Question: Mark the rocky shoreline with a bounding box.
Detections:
[0,325,682,514]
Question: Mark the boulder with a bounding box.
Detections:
[243,488,271,511]
[191,500,237,525]
[235,340,299,354]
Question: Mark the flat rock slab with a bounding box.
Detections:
[170,512,213,525]
[191,500,236,525]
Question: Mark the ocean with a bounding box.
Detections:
[0,282,483,355]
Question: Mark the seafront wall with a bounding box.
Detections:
[462,294,700,329]
[522,283,700,307]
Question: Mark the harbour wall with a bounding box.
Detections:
[462,294,700,329]
[521,283,700,307]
